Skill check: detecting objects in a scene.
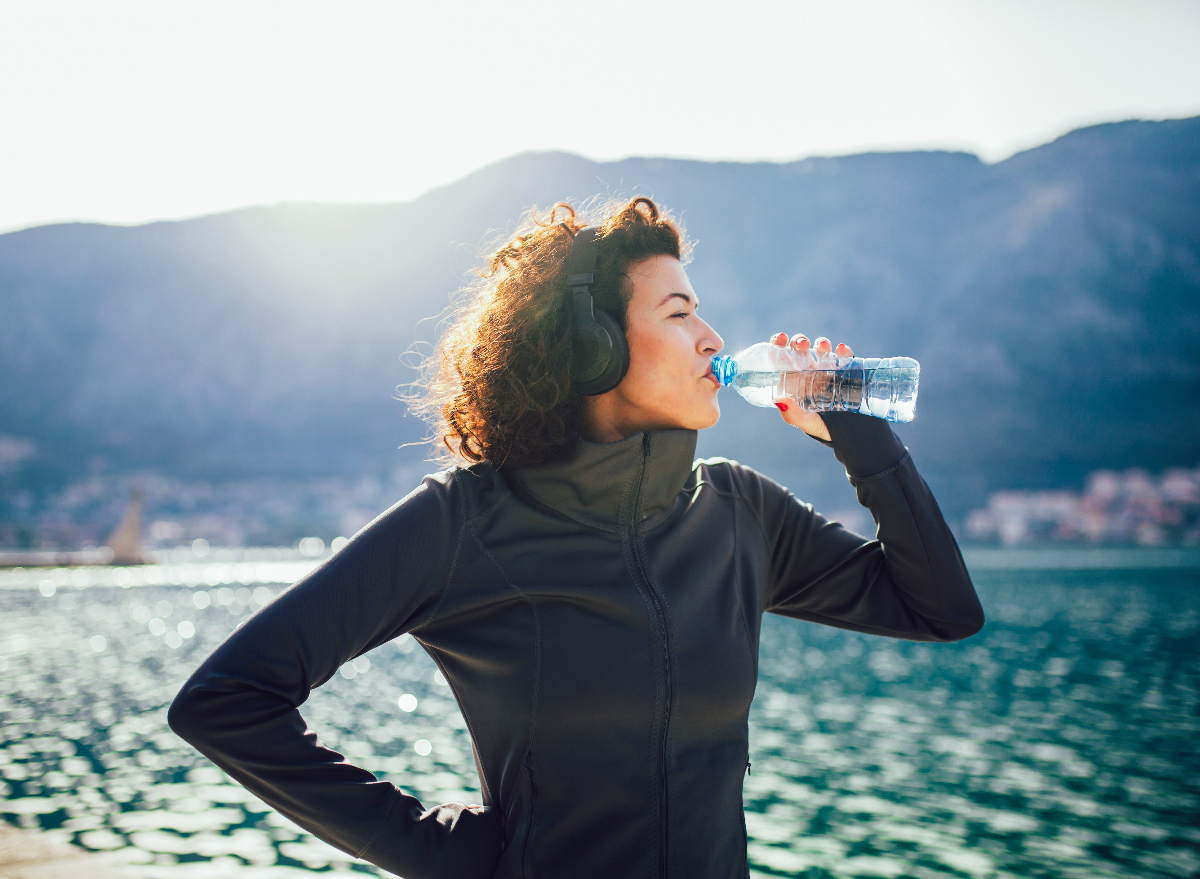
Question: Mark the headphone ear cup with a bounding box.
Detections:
[592,308,630,391]
[572,307,629,396]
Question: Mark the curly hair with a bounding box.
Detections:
[409,196,691,469]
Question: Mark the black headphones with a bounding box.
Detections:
[567,226,630,396]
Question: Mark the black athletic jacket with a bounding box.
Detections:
[169,413,983,879]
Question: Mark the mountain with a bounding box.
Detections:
[2,117,1198,542]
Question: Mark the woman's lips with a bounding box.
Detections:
[703,367,719,388]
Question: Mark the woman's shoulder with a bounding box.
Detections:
[691,456,790,502]
[386,461,511,520]
[690,457,815,545]
[341,462,509,554]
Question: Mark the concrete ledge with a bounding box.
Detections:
[0,823,129,879]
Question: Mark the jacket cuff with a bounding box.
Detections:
[814,412,907,478]
[361,799,504,879]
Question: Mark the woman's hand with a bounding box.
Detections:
[768,332,854,442]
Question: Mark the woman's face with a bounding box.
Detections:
[581,255,724,441]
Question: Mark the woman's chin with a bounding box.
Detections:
[693,399,721,430]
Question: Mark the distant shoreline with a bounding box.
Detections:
[961,545,1200,570]
[2,545,1200,579]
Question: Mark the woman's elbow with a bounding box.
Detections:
[939,606,985,641]
[167,684,211,746]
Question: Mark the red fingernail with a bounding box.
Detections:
[775,402,789,412]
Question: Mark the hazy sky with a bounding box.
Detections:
[2,0,1199,232]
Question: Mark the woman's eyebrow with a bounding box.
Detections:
[658,291,698,308]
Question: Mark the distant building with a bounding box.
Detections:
[964,466,1200,546]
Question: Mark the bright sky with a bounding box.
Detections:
[2,0,1198,232]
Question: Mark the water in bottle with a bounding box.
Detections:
[711,342,919,423]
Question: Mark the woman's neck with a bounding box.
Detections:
[578,397,666,443]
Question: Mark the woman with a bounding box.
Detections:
[169,196,983,879]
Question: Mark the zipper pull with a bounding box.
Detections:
[746,761,752,776]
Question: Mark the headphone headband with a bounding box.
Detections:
[566,226,600,290]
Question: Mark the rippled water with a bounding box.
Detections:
[1,551,1198,878]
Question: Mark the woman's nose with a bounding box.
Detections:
[699,320,723,355]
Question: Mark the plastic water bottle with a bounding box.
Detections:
[711,343,920,423]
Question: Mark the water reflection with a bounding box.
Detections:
[745,566,1200,878]
[0,557,1197,878]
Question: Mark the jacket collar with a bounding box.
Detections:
[506,429,698,532]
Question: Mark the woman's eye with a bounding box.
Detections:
[672,312,689,319]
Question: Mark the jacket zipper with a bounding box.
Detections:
[632,433,672,879]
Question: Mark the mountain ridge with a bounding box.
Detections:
[2,117,1198,541]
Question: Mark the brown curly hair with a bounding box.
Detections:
[410,196,691,469]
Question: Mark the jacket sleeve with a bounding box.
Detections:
[751,412,984,641]
[167,473,504,879]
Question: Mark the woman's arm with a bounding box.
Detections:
[751,411,984,641]
[167,474,503,879]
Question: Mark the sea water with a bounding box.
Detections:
[0,550,1197,878]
